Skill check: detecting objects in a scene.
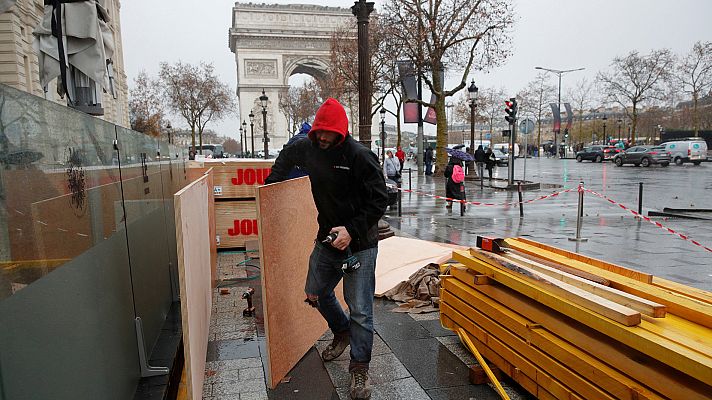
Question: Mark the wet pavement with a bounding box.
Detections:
[390,157,712,292]
[201,156,711,400]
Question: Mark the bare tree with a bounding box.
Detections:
[159,61,235,153]
[129,71,164,136]
[566,77,597,145]
[222,138,240,155]
[383,0,514,171]
[597,49,673,144]
[329,17,405,133]
[518,73,556,147]
[475,87,507,143]
[278,80,322,135]
[674,41,712,136]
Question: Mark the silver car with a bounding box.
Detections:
[613,146,671,167]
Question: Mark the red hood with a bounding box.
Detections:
[308,98,349,143]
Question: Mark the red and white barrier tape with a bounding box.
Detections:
[386,183,575,207]
[583,187,712,254]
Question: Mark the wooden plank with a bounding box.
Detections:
[443,276,666,400]
[174,174,212,400]
[451,250,712,384]
[214,201,258,248]
[441,306,588,400]
[464,250,642,326]
[506,248,611,286]
[652,276,712,304]
[448,267,712,399]
[189,159,274,199]
[513,237,653,283]
[256,176,345,389]
[505,239,712,330]
[501,251,666,318]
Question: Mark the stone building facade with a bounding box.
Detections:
[0,0,129,127]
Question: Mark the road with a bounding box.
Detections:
[387,158,712,291]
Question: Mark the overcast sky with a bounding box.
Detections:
[121,0,712,139]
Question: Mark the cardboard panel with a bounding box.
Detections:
[188,159,274,199]
[214,201,258,248]
[174,174,212,400]
[256,177,344,389]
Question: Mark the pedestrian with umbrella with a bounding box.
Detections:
[444,148,472,211]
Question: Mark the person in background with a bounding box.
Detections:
[424,145,434,175]
[444,156,465,210]
[474,145,486,178]
[485,147,496,180]
[395,146,406,174]
[265,98,387,400]
[383,150,400,183]
[284,121,312,179]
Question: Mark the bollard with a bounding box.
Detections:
[397,181,402,217]
[479,163,484,190]
[408,168,412,191]
[638,182,643,216]
[569,181,588,242]
[518,182,524,217]
[460,185,466,216]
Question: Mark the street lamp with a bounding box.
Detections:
[617,118,622,143]
[380,108,386,163]
[602,114,607,145]
[259,89,269,160]
[534,66,585,158]
[249,111,255,158]
[241,121,247,158]
[467,79,478,156]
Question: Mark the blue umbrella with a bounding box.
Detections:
[445,148,475,162]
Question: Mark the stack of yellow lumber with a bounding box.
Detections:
[440,237,712,400]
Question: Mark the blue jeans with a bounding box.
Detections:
[425,161,432,175]
[306,242,378,368]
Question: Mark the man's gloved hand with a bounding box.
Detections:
[329,226,351,251]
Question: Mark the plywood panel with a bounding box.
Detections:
[174,174,212,400]
[188,159,274,199]
[214,201,258,248]
[374,236,464,296]
[256,176,344,389]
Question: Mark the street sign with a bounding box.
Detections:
[502,129,511,137]
[519,118,535,135]
[485,133,491,140]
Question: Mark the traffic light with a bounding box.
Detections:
[564,128,569,140]
[504,98,517,124]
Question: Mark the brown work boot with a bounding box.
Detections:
[349,368,371,399]
[321,331,350,361]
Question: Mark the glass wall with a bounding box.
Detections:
[0,84,188,399]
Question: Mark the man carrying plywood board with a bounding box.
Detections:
[264,98,388,400]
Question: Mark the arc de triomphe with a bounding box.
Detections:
[229,3,353,152]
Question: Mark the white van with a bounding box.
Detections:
[662,140,708,165]
[493,143,520,157]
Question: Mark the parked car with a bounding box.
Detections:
[661,140,708,165]
[492,149,508,166]
[576,145,608,162]
[613,146,671,167]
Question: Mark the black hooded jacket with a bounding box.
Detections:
[264,135,388,253]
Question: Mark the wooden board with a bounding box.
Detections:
[374,236,464,296]
[214,201,258,248]
[445,268,712,399]
[256,176,345,389]
[188,159,274,199]
[463,250,642,326]
[505,239,712,330]
[174,174,212,400]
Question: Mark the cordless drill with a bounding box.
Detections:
[322,231,361,273]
